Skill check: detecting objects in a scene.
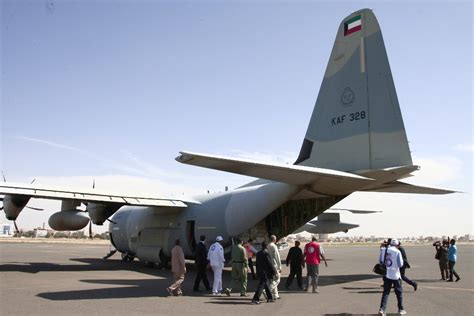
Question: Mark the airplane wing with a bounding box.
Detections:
[176,151,374,195]
[0,182,190,207]
[362,181,458,195]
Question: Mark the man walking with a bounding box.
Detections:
[167,239,186,296]
[267,235,282,299]
[285,240,304,290]
[378,239,406,315]
[398,241,417,291]
[251,241,276,305]
[207,235,225,295]
[193,235,212,292]
[447,239,461,282]
[225,238,248,296]
[304,236,327,293]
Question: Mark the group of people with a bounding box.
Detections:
[166,234,328,305]
[434,238,461,282]
[377,237,462,316]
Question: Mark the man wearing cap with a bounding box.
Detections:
[208,235,225,295]
[378,238,406,316]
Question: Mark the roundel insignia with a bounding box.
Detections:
[211,245,216,251]
[341,87,355,106]
[308,246,315,253]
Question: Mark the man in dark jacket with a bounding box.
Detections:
[251,241,276,304]
[193,235,212,292]
[398,242,417,291]
[285,240,304,290]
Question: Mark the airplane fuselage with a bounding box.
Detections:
[109,181,343,262]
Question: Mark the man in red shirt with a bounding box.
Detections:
[304,236,328,293]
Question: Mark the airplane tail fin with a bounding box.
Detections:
[295,9,412,172]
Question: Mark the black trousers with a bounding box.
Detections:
[252,275,273,302]
[194,264,211,290]
[448,260,460,281]
[286,264,303,288]
[400,266,416,288]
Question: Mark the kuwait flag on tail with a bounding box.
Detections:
[344,15,362,36]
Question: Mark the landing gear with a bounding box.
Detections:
[157,249,170,269]
[121,252,135,262]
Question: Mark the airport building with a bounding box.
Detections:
[0,223,14,237]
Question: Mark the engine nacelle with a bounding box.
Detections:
[48,211,90,231]
[87,203,120,225]
[2,194,30,220]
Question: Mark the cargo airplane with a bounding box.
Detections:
[0,9,454,264]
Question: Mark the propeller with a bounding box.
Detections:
[0,174,43,235]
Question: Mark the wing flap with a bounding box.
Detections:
[176,151,374,195]
[0,183,189,207]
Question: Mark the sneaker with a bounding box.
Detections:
[413,283,418,292]
[446,279,453,282]
[166,287,173,296]
[267,299,275,303]
[313,289,320,293]
[378,309,385,316]
[399,309,407,315]
[251,300,261,305]
[240,293,249,297]
[224,288,231,296]
[455,277,460,282]
[212,292,220,296]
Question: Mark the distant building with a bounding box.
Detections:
[33,228,48,238]
[0,223,14,237]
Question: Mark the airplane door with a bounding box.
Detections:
[186,220,196,254]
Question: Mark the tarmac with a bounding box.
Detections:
[0,241,472,315]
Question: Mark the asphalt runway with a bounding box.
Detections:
[0,241,472,315]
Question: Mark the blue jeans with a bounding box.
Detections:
[380,276,403,311]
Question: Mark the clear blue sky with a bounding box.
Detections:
[1,0,472,237]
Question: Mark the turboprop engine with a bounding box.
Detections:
[1,194,30,220]
[48,199,89,231]
[87,203,120,225]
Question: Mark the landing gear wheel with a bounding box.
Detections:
[121,252,135,262]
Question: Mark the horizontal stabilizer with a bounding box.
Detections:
[176,151,374,195]
[329,208,381,214]
[363,181,457,195]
